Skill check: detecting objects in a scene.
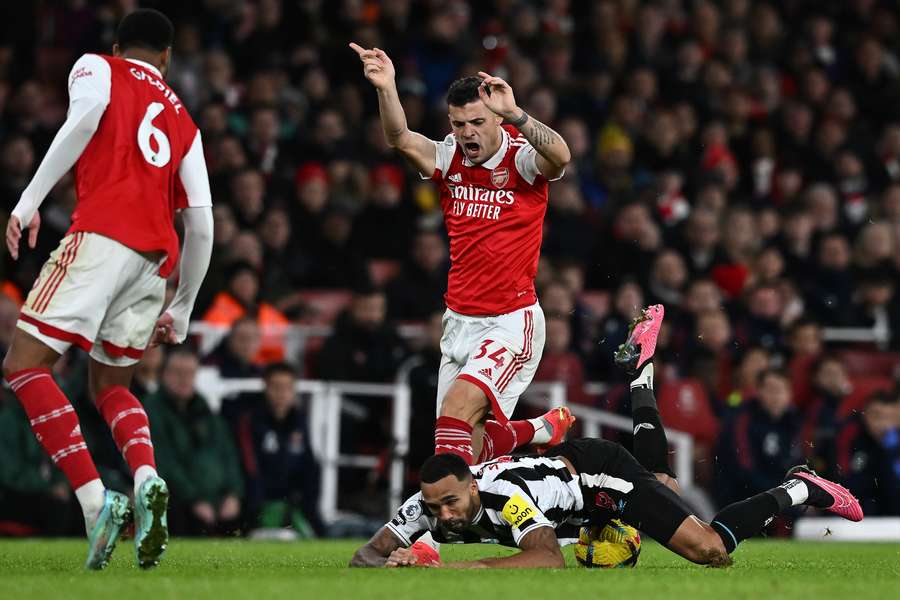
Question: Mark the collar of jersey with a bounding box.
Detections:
[472,502,485,526]
[126,58,162,78]
[461,127,510,170]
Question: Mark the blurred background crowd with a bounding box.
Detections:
[1,0,899,537]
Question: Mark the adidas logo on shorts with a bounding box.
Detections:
[478,368,493,380]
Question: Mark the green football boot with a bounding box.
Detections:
[85,490,132,570]
[134,476,169,569]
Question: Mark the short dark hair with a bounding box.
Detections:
[865,390,899,410]
[263,362,296,381]
[420,453,473,484]
[163,345,198,369]
[117,9,174,52]
[446,76,483,107]
[757,367,789,386]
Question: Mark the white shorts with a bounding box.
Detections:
[436,302,545,424]
[17,232,166,367]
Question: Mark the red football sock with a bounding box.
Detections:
[434,416,474,464]
[6,368,99,489]
[96,385,156,474]
[476,419,536,463]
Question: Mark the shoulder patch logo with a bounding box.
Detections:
[491,167,509,188]
[501,494,536,529]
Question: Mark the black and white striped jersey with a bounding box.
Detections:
[385,455,585,548]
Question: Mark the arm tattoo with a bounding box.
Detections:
[522,119,559,149]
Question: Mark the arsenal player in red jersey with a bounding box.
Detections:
[351,42,576,474]
[3,10,213,569]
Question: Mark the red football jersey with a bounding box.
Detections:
[69,54,199,277]
[429,125,557,316]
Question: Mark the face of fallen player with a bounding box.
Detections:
[448,101,504,164]
[421,474,480,533]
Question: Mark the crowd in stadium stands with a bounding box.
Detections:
[2,0,900,535]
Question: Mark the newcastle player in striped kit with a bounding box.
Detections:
[351,306,863,568]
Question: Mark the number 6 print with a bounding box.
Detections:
[137,102,171,167]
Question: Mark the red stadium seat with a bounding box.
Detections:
[294,290,353,325]
[837,376,895,419]
[839,350,900,379]
[656,379,719,446]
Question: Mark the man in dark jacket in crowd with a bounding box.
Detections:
[144,348,245,535]
[715,369,804,506]
[836,391,900,516]
[236,363,322,536]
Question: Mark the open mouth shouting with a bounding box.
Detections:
[463,141,481,159]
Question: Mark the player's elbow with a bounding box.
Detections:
[554,145,572,168]
[385,128,411,149]
[538,550,566,569]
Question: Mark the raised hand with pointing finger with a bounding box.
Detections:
[349,43,396,91]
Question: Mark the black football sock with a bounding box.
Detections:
[631,406,675,477]
[711,489,789,553]
[630,363,675,477]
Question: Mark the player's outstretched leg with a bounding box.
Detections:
[616,304,675,480]
[708,468,863,555]
[475,407,575,463]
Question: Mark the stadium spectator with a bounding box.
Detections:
[726,346,772,410]
[385,229,448,321]
[206,317,264,379]
[836,391,900,516]
[351,164,416,260]
[237,363,322,537]
[130,345,164,400]
[202,262,289,364]
[144,349,244,536]
[715,369,804,506]
[803,355,854,477]
[534,313,588,406]
[317,286,407,383]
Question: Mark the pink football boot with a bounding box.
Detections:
[614,304,665,374]
[786,465,864,522]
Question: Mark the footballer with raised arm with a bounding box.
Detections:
[350,305,863,569]
[349,44,575,474]
[2,9,213,570]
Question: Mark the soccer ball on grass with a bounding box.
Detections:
[574,519,641,568]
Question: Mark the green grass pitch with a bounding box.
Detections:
[2,539,899,599]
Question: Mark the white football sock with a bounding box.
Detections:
[134,465,158,496]
[75,478,106,530]
[780,479,809,506]
[528,417,552,445]
[630,362,654,390]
